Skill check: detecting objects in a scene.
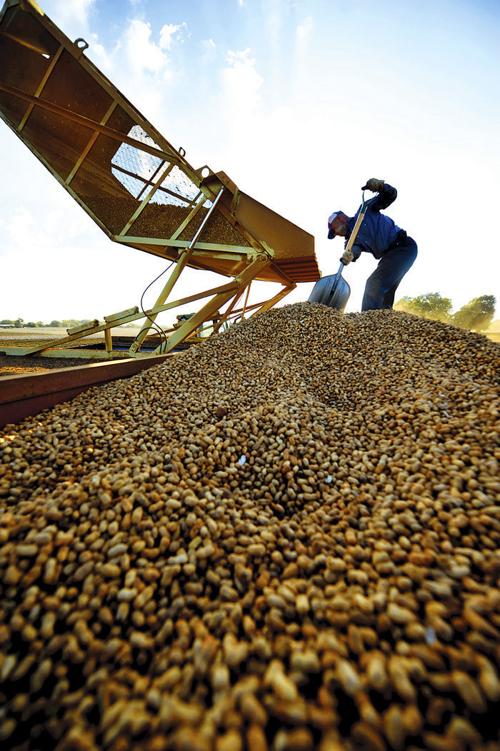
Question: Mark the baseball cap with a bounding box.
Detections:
[327,211,340,239]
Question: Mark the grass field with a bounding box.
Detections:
[0,325,143,342]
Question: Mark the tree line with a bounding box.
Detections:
[394,294,496,331]
[0,318,91,328]
[1,296,496,332]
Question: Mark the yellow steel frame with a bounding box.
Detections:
[0,84,296,358]
[0,0,303,359]
[5,254,296,358]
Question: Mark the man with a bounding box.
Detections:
[327,178,417,311]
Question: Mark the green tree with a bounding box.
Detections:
[395,293,453,322]
[453,295,496,331]
[62,319,91,328]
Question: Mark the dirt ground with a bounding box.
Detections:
[0,331,122,377]
[0,355,104,378]
[0,354,104,378]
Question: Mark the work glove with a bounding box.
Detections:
[362,177,384,192]
[341,248,353,265]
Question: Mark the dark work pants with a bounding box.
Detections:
[362,238,418,311]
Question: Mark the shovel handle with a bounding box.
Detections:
[342,190,368,260]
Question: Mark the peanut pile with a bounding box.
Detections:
[0,304,499,751]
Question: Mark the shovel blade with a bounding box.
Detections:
[308,272,351,312]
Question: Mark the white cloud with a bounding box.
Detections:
[0,196,175,320]
[202,38,216,52]
[159,22,187,50]
[44,0,95,30]
[86,32,114,72]
[44,0,112,77]
[201,38,217,64]
[120,18,187,85]
[238,0,246,7]
[296,15,314,55]
[112,17,191,120]
[222,48,263,113]
[124,19,167,76]
[67,0,94,25]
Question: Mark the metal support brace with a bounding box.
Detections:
[253,284,296,317]
[104,328,113,353]
[128,251,190,354]
[155,255,270,354]
[19,281,239,357]
[170,194,206,241]
[66,101,117,185]
[213,287,246,334]
[119,161,176,236]
[128,187,225,354]
[0,82,183,166]
[242,282,252,319]
[17,45,64,132]
[135,158,166,203]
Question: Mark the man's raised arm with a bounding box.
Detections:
[363,178,397,211]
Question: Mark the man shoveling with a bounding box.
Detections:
[328,178,417,310]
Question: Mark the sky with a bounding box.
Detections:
[1,0,499,323]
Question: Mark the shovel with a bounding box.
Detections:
[308,260,351,311]
[308,189,368,312]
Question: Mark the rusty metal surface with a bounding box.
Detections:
[0,386,90,427]
[0,0,319,284]
[0,353,172,428]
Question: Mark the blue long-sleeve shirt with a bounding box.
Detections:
[347,183,403,260]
